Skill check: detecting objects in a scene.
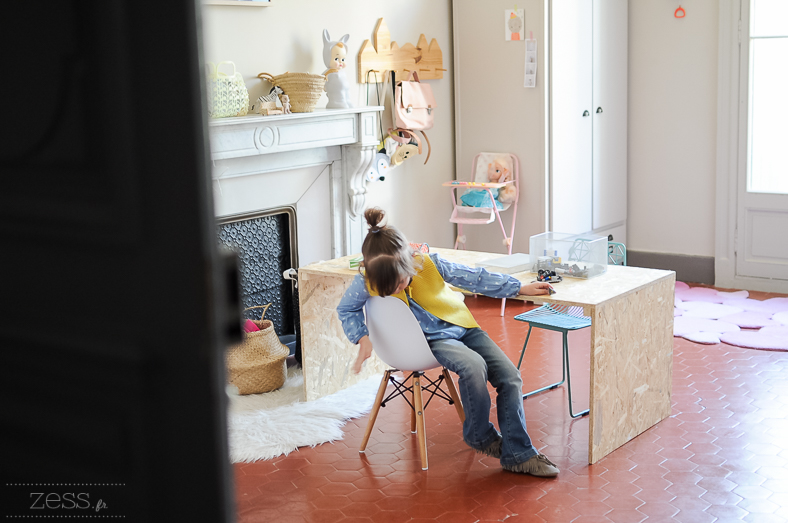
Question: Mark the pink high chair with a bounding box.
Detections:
[443,152,520,315]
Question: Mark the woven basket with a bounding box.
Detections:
[258,72,326,113]
[226,304,290,395]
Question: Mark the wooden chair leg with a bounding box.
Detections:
[412,374,428,470]
[360,370,391,453]
[410,374,417,433]
[442,368,465,423]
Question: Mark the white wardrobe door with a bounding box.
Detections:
[592,0,628,231]
[551,0,593,234]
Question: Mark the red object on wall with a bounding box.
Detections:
[675,5,686,18]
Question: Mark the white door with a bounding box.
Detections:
[592,0,628,234]
[551,0,593,234]
[736,0,788,281]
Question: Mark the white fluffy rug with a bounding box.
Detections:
[227,367,382,463]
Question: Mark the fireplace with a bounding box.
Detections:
[216,207,297,342]
[209,107,383,364]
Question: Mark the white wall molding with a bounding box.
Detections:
[715,0,740,289]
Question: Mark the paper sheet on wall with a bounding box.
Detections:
[524,39,537,87]
[505,9,524,41]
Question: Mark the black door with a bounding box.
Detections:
[1,2,240,521]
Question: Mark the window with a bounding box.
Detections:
[747,0,788,194]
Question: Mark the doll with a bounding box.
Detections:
[490,159,518,204]
[322,30,353,109]
[459,158,516,209]
[280,94,292,114]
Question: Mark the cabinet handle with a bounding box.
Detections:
[596,107,603,114]
[582,110,590,117]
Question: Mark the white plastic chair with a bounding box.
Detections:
[360,296,464,470]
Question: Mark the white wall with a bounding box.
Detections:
[200,0,455,250]
[202,1,724,260]
[628,1,719,257]
[452,0,547,256]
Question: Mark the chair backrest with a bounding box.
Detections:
[365,296,442,372]
[608,242,627,266]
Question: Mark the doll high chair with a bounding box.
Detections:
[443,152,520,315]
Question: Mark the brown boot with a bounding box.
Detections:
[502,454,559,477]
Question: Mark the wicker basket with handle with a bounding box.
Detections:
[257,72,326,113]
[226,304,290,395]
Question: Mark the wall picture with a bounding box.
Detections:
[505,9,524,41]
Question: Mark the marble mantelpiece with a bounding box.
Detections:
[208,106,385,259]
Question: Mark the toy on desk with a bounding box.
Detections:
[537,269,563,283]
[534,258,603,279]
[323,30,353,109]
[533,242,606,279]
[409,242,430,254]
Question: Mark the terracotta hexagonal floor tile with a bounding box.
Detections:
[317,481,357,497]
[635,501,680,520]
[605,508,647,523]
[230,291,788,523]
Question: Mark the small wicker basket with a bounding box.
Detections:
[258,72,326,113]
[226,304,290,395]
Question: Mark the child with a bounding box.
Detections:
[336,208,559,477]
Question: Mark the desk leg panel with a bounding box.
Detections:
[588,275,675,463]
[299,272,387,401]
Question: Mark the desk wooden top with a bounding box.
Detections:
[299,247,675,309]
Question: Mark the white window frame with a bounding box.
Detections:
[715,0,741,290]
[715,0,788,293]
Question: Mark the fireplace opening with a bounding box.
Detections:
[217,207,300,362]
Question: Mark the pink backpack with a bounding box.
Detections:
[394,71,436,131]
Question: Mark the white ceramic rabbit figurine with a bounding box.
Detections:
[322,30,353,109]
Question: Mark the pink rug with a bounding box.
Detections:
[674,283,788,351]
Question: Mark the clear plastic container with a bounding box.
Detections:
[529,232,608,279]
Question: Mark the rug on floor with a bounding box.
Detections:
[227,366,382,462]
[674,281,788,350]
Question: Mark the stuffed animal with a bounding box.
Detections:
[498,183,518,204]
[322,30,353,109]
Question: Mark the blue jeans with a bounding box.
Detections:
[428,328,538,466]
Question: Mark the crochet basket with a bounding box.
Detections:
[226,304,290,395]
[206,61,249,118]
[257,72,326,113]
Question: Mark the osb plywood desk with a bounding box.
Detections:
[298,247,675,463]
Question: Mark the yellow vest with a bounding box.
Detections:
[366,254,479,329]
